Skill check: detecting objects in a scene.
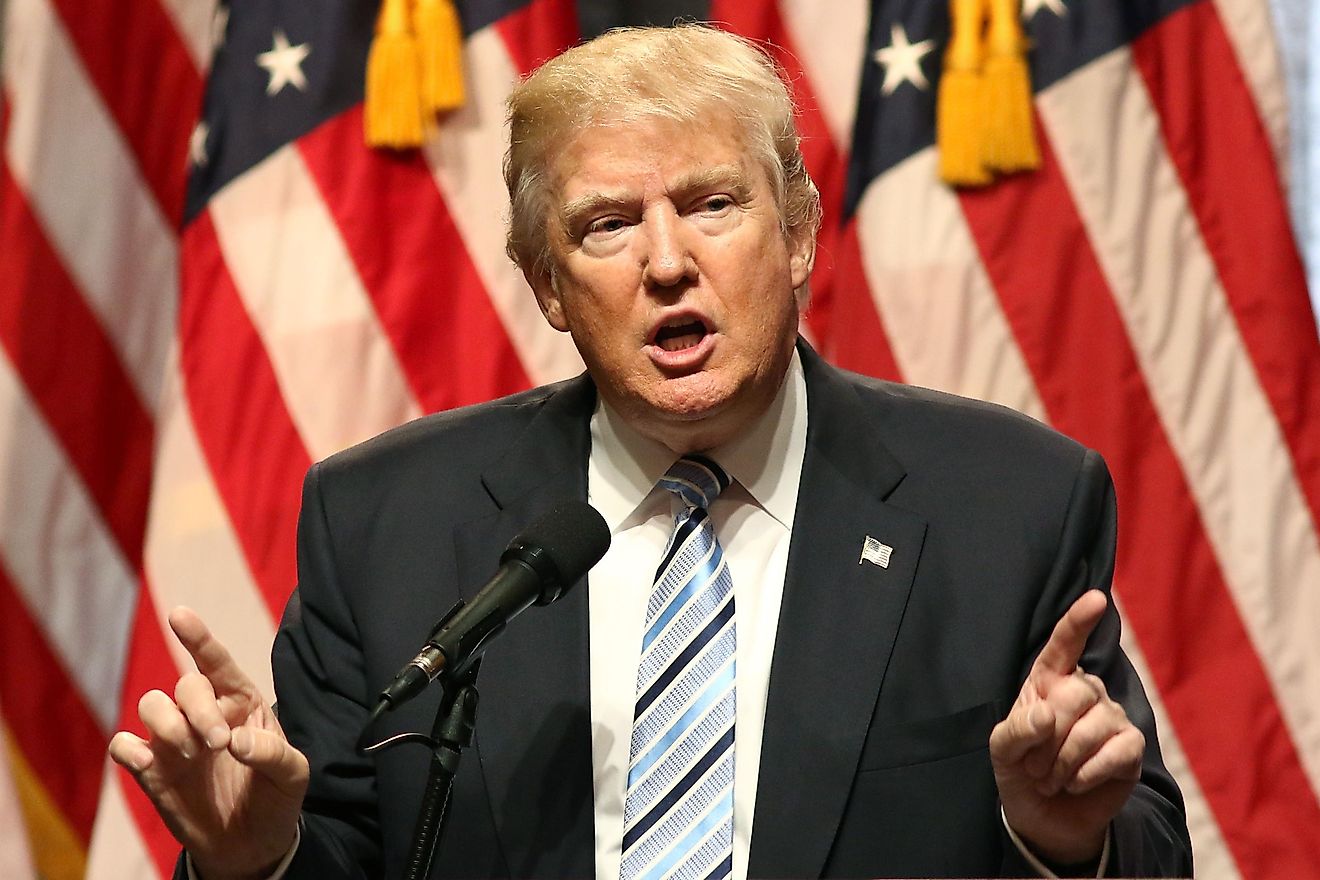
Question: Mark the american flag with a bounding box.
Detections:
[1,0,1317,877]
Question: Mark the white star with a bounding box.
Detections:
[189,121,209,167]
[257,29,310,96]
[873,24,936,95]
[1022,0,1067,18]
[212,6,229,49]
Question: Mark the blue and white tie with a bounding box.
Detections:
[621,455,736,880]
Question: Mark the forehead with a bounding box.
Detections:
[549,114,761,202]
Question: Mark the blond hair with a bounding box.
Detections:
[503,24,821,284]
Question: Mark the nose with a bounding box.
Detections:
[641,208,697,290]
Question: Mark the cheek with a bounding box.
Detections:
[560,261,641,311]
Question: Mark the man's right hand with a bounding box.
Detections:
[108,607,310,880]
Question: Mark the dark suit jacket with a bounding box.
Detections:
[259,343,1191,878]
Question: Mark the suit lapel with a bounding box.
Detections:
[749,348,929,879]
[452,375,599,877]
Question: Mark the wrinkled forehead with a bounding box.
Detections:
[546,111,758,196]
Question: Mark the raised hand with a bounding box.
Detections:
[108,608,309,880]
[989,590,1145,866]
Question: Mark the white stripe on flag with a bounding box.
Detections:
[208,145,422,459]
[143,358,279,700]
[0,352,134,730]
[85,758,162,880]
[2,0,177,413]
[1039,47,1320,793]
[156,0,219,73]
[852,149,1049,421]
[1118,602,1242,880]
[778,0,870,150]
[423,26,583,387]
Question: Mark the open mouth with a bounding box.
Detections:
[652,318,710,352]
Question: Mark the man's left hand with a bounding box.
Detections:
[990,590,1145,866]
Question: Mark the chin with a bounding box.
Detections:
[647,373,736,421]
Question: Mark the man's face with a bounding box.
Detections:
[531,115,814,452]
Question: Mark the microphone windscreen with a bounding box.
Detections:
[503,500,611,594]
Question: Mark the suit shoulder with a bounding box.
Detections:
[843,370,1093,474]
[313,379,579,490]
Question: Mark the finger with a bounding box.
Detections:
[1044,701,1130,793]
[1044,672,1104,728]
[168,607,258,704]
[1066,726,1145,795]
[108,730,155,774]
[1061,728,1145,796]
[1032,590,1108,679]
[138,689,202,761]
[990,701,1054,766]
[174,672,232,751]
[1022,673,1105,779]
[229,727,310,796]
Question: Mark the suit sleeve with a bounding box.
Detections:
[266,462,383,878]
[998,449,1193,878]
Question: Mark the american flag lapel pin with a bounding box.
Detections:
[859,535,893,569]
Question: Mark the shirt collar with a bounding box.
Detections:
[588,348,808,533]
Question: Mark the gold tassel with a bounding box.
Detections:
[365,0,425,149]
[416,0,466,112]
[938,0,991,186]
[982,0,1040,172]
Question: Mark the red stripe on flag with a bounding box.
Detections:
[0,163,153,564]
[297,107,532,412]
[708,0,849,340]
[1132,3,1320,535]
[958,121,1320,879]
[179,213,309,619]
[45,0,203,222]
[113,583,191,878]
[494,0,580,77]
[0,563,107,844]
[816,218,902,380]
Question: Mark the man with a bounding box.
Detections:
[110,25,1192,879]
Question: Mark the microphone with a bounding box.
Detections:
[375,500,610,712]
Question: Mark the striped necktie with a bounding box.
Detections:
[621,455,736,880]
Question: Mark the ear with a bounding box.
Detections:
[788,224,816,292]
[528,268,570,333]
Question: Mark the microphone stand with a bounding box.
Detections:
[358,599,482,880]
[403,663,480,880]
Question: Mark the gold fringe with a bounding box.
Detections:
[416,0,466,112]
[982,0,1040,171]
[4,729,86,880]
[365,0,425,149]
[938,0,991,186]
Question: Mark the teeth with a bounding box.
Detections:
[652,317,708,353]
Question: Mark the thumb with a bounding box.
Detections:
[229,727,310,794]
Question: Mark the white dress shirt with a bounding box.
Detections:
[586,351,808,880]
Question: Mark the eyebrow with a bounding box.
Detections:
[558,164,752,231]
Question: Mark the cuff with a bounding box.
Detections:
[1000,805,1111,878]
[185,823,301,880]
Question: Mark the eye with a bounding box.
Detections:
[698,195,734,214]
[585,216,629,237]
